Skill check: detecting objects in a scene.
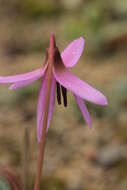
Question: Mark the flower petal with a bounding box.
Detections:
[61,37,85,68]
[0,67,46,84]
[74,94,92,128]
[53,64,108,105]
[9,77,41,90]
[37,73,56,143]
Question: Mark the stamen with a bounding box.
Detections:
[61,86,67,107]
[56,82,61,105]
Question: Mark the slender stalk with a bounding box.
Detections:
[22,125,29,190]
[34,35,55,190]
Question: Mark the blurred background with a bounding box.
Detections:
[0,0,127,189]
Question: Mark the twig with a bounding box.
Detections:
[22,125,30,190]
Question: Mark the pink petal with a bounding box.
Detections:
[61,37,85,68]
[53,64,108,106]
[74,94,92,128]
[0,68,45,84]
[37,73,56,143]
[9,77,41,90]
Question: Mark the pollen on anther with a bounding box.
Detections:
[56,82,61,105]
[61,86,67,107]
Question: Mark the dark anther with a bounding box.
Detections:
[61,86,67,107]
[56,82,61,105]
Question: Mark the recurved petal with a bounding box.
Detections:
[61,37,85,68]
[9,77,41,90]
[53,64,108,106]
[74,94,92,128]
[0,67,46,84]
[37,74,56,143]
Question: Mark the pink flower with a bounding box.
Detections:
[0,35,108,142]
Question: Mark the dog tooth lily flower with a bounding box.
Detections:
[0,35,108,142]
